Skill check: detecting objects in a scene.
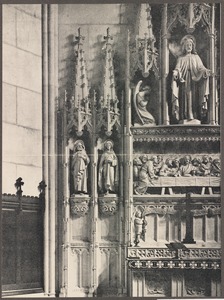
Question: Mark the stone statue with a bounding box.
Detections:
[172,35,210,124]
[133,80,156,126]
[98,140,119,195]
[134,211,147,247]
[210,158,221,177]
[69,139,90,194]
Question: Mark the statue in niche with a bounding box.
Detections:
[171,35,210,124]
[98,140,119,195]
[133,80,156,126]
[69,139,90,195]
[134,155,158,195]
[134,211,147,247]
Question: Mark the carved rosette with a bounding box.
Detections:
[98,196,119,216]
[70,195,90,217]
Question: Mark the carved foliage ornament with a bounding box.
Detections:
[98,197,118,216]
[167,3,211,34]
[70,195,90,217]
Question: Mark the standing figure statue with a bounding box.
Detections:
[69,139,90,194]
[133,80,156,126]
[98,140,119,195]
[172,35,210,124]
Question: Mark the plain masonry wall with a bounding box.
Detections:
[3,4,42,196]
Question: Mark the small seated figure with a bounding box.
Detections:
[133,156,142,181]
[178,155,195,177]
[153,155,164,176]
[199,155,212,176]
[133,80,156,126]
[159,158,174,176]
[210,158,221,177]
[191,157,202,176]
[134,155,158,195]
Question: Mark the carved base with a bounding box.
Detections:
[70,194,90,217]
[179,119,201,125]
[98,196,119,216]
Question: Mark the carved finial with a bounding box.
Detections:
[76,27,85,47]
[38,180,47,195]
[15,177,24,195]
[104,27,113,44]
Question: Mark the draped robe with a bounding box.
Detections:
[172,53,210,122]
[72,149,89,193]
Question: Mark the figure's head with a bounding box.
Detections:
[140,85,151,96]
[74,140,85,151]
[181,35,196,54]
[104,140,113,150]
[152,155,158,164]
[157,155,163,163]
[166,158,173,167]
[184,155,191,164]
[140,154,148,163]
[173,158,179,167]
[202,155,209,164]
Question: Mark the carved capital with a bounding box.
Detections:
[98,196,119,216]
[70,194,90,217]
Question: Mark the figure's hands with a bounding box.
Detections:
[173,70,179,80]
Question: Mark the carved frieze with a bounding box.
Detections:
[132,125,220,142]
[128,259,221,270]
[98,196,119,216]
[191,204,221,217]
[70,195,90,217]
[128,247,221,260]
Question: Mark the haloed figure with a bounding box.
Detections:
[172,35,210,123]
[98,140,119,195]
[70,139,90,194]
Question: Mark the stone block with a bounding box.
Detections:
[3,44,41,93]
[16,164,42,196]
[17,88,41,130]
[2,162,17,194]
[3,5,16,46]
[59,4,121,25]
[12,4,41,19]
[3,83,17,124]
[17,10,41,56]
[3,123,42,167]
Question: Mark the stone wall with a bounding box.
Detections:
[3,5,42,196]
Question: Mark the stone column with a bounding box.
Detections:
[42,4,58,297]
[161,4,170,125]
[209,4,216,125]
[124,30,134,296]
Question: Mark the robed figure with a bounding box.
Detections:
[98,140,119,194]
[71,139,90,194]
[172,35,210,123]
[133,81,156,126]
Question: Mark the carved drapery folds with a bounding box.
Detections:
[66,28,92,136]
[70,194,90,217]
[96,28,121,136]
[131,4,159,78]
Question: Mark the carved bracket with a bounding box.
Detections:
[70,194,90,217]
[98,196,119,216]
